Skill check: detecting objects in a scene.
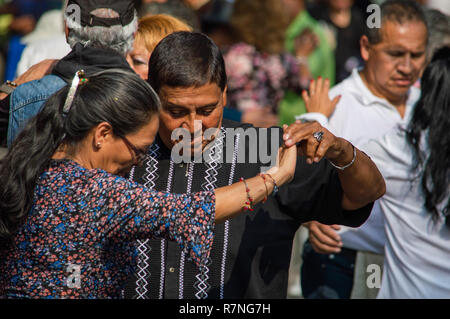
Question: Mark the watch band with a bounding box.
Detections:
[0,80,17,94]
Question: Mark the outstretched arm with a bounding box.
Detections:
[282,78,385,210]
[215,143,297,223]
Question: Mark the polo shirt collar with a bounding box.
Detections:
[348,68,419,115]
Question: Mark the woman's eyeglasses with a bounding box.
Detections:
[120,136,148,166]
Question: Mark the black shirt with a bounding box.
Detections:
[124,119,372,298]
[309,6,367,83]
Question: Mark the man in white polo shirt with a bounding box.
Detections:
[297,0,428,299]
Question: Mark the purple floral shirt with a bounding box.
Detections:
[223,42,303,114]
[0,159,215,298]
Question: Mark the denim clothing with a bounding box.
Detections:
[301,239,356,299]
[7,43,133,148]
[7,75,66,147]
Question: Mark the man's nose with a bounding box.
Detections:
[182,116,203,136]
[397,55,413,76]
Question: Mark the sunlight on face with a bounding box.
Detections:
[363,20,427,102]
[126,38,151,80]
[158,83,226,152]
[108,115,159,176]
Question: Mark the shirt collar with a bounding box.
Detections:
[347,68,419,112]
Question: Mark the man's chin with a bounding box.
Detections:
[387,86,411,100]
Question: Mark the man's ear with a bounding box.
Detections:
[360,35,371,62]
[222,85,227,107]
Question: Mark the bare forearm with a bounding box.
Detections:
[214,175,271,223]
[330,139,386,210]
[214,144,296,223]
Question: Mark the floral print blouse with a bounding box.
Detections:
[0,159,215,299]
[223,42,304,114]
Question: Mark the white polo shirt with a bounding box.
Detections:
[297,68,421,254]
[364,123,450,298]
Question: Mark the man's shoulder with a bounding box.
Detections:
[222,119,283,138]
[328,72,369,117]
[222,118,252,129]
[16,74,66,91]
[329,73,359,97]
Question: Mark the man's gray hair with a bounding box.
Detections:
[425,9,450,62]
[366,0,428,45]
[64,8,138,56]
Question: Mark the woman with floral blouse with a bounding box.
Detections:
[0,69,296,298]
[222,0,316,127]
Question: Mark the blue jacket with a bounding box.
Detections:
[7,75,66,147]
[7,43,134,148]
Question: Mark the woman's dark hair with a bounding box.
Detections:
[406,46,450,227]
[148,31,227,93]
[0,69,160,242]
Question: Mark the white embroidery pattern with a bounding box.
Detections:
[158,160,175,299]
[219,133,240,299]
[193,128,225,299]
[134,144,160,299]
[179,162,195,299]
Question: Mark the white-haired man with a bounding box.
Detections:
[5,0,138,147]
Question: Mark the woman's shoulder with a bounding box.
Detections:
[45,159,138,192]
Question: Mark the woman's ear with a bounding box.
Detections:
[93,122,114,149]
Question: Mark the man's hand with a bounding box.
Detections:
[283,120,385,211]
[282,120,351,165]
[304,221,342,254]
[295,28,319,58]
[302,77,341,117]
[14,59,58,86]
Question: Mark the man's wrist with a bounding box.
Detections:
[328,139,356,169]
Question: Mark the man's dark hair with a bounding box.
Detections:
[147,31,227,93]
[367,0,428,44]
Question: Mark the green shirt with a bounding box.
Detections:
[279,10,335,125]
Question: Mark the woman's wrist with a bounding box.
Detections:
[265,168,286,188]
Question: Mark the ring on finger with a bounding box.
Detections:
[313,131,324,143]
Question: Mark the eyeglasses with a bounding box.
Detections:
[120,135,148,166]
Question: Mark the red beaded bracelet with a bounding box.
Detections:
[258,173,269,203]
[240,177,254,211]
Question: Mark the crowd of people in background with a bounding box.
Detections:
[0,0,449,299]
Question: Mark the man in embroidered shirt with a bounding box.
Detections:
[296,0,428,299]
[123,31,385,299]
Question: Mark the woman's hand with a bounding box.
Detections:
[267,126,297,186]
[302,77,341,117]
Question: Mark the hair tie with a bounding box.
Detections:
[62,70,87,116]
